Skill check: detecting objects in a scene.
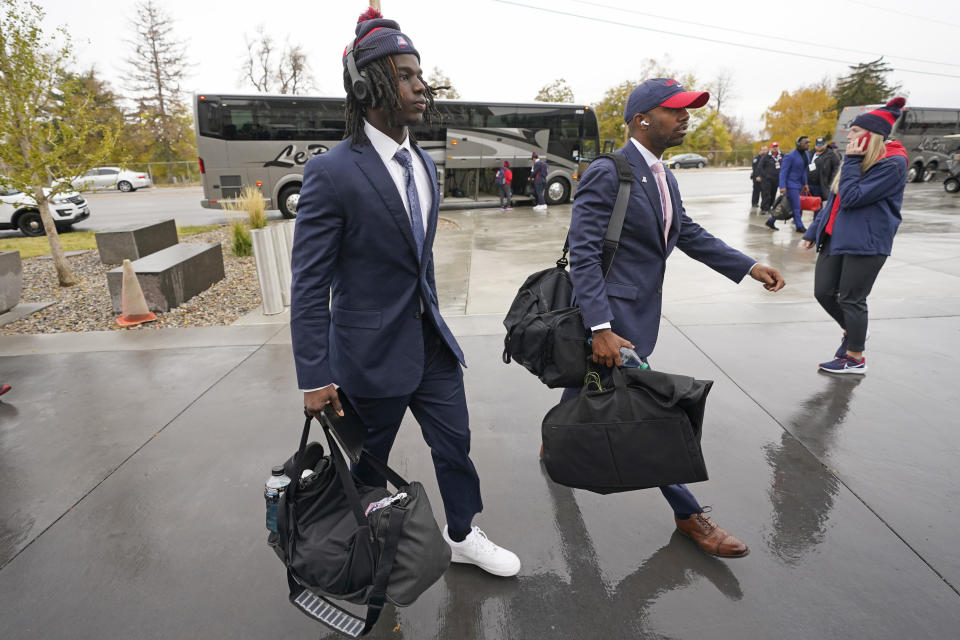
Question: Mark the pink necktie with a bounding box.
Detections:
[650,162,672,242]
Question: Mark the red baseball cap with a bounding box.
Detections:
[624,78,710,121]
[770,141,779,147]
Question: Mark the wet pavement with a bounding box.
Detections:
[1,174,959,639]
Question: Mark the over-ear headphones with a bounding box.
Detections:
[344,42,373,105]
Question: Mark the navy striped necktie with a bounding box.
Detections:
[393,147,425,260]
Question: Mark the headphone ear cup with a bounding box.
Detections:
[345,45,373,106]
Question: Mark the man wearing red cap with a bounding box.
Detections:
[567,77,785,558]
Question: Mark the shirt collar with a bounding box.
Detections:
[629,137,661,167]
[364,120,414,166]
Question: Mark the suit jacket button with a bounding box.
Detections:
[414,311,422,319]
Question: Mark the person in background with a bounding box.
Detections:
[529,152,549,212]
[808,136,840,200]
[496,161,513,211]
[801,98,908,374]
[768,135,811,233]
[750,145,767,210]
[758,142,782,215]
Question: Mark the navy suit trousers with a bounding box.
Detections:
[347,321,483,533]
[561,366,702,518]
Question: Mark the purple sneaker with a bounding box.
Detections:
[819,354,866,375]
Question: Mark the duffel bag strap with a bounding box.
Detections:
[286,569,369,637]
[560,152,632,276]
[356,448,410,490]
[317,414,369,527]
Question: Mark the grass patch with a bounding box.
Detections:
[0,224,224,259]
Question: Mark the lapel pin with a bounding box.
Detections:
[642,176,648,183]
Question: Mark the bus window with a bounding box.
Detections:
[197,99,222,138]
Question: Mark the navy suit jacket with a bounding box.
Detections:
[778,149,809,189]
[290,136,464,398]
[569,142,756,358]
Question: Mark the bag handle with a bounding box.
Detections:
[560,152,632,275]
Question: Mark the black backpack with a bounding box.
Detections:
[272,410,450,637]
[502,152,633,388]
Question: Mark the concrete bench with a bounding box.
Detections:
[106,243,225,313]
[0,250,22,313]
[95,219,179,265]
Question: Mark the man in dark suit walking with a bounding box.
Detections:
[290,9,520,577]
[568,78,786,558]
[750,145,767,210]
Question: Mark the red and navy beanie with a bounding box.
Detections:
[851,98,906,139]
[343,9,419,70]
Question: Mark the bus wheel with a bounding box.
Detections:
[945,177,960,193]
[278,184,300,219]
[907,164,922,183]
[545,177,570,205]
[921,163,938,182]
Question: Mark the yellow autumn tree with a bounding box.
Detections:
[762,82,838,147]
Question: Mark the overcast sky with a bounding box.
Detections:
[41,0,960,135]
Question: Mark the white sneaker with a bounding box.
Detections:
[443,525,521,577]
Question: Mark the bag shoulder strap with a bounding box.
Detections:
[559,151,632,276]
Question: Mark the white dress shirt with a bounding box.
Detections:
[363,120,432,232]
[301,122,434,393]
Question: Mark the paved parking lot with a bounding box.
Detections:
[1,173,959,639]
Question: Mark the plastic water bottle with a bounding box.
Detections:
[264,465,291,533]
[619,346,649,369]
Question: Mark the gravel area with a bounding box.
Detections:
[2,218,461,335]
[1,226,261,334]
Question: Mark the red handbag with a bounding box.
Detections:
[799,195,822,211]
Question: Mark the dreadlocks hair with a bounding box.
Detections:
[343,56,442,146]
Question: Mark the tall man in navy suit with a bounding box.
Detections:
[568,78,786,558]
[290,10,520,577]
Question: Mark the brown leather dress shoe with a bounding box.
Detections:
[675,512,749,558]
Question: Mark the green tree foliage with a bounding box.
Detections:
[673,110,732,155]
[0,0,122,286]
[834,58,901,112]
[535,78,575,103]
[125,0,193,165]
[427,67,460,99]
[763,82,838,148]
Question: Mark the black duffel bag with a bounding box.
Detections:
[771,195,794,221]
[502,152,633,388]
[273,413,450,637]
[542,367,712,494]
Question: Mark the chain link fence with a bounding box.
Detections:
[134,161,202,186]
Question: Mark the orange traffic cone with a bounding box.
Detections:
[116,259,158,327]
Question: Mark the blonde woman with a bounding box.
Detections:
[801,98,907,374]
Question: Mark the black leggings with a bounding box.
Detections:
[813,235,887,352]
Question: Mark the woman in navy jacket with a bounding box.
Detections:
[802,98,907,374]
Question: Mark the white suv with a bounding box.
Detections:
[0,182,91,236]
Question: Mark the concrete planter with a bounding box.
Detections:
[0,251,23,314]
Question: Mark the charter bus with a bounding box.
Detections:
[193,93,600,217]
[835,105,960,183]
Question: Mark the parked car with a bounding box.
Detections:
[0,180,90,236]
[666,153,709,169]
[61,167,151,192]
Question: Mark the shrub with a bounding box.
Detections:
[231,220,252,257]
[223,185,268,229]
